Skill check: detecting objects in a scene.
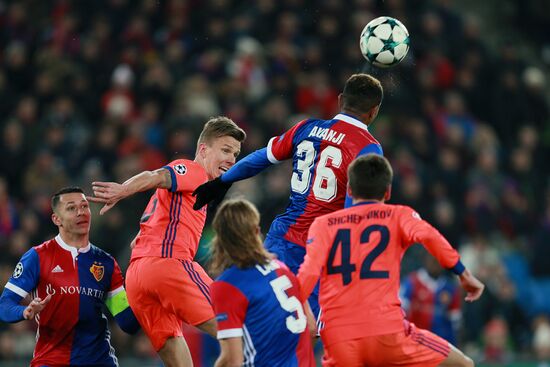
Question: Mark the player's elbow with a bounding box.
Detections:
[118,320,140,334]
[215,353,243,367]
[114,309,141,334]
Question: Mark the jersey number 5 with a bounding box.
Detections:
[327,225,390,285]
[291,140,342,202]
[269,275,307,334]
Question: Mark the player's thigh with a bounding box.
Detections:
[125,258,185,351]
[170,259,214,325]
[125,258,214,343]
[381,323,450,367]
[322,339,370,367]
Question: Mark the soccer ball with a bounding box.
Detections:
[360,16,410,68]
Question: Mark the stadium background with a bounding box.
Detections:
[0,0,548,365]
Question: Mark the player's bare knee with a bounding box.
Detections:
[462,355,474,367]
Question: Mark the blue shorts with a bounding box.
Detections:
[264,235,321,324]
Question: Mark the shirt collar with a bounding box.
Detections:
[350,200,380,207]
[55,234,91,259]
[334,113,369,132]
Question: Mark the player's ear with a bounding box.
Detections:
[337,93,343,109]
[384,185,392,202]
[197,142,208,158]
[368,104,380,121]
[51,212,62,227]
[347,184,353,198]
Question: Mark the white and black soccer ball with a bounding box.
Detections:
[360,16,410,68]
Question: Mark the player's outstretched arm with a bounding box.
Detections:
[89,168,172,215]
[458,269,484,302]
[193,147,273,210]
[192,177,232,210]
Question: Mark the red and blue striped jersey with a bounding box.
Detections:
[4,235,128,366]
[401,269,462,345]
[211,259,314,367]
[266,113,382,247]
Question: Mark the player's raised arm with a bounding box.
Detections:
[400,207,484,302]
[89,168,172,215]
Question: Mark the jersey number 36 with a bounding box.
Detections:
[291,141,342,202]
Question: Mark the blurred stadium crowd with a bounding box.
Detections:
[0,0,549,365]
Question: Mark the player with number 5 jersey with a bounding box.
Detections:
[193,74,384,319]
[209,199,315,367]
[298,155,484,366]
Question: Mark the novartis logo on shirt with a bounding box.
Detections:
[45,284,105,299]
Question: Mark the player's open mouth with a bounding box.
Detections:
[219,167,228,172]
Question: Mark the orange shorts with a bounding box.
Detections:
[322,322,450,367]
[125,257,214,351]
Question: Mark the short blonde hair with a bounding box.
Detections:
[197,116,246,147]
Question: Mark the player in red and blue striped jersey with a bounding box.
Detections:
[209,199,315,367]
[0,187,139,367]
[401,254,462,346]
[193,74,384,319]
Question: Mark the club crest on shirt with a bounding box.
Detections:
[12,262,23,279]
[90,262,104,282]
[174,164,187,175]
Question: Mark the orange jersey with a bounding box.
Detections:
[298,201,462,346]
[131,159,208,261]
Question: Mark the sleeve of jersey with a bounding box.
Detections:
[344,143,384,208]
[297,218,330,302]
[266,120,308,163]
[105,260,140,334]
[0,249,40,322]
[400,207,465,275]
[220,148,273,183]
[163,160,204,193]
[211,280,249,339]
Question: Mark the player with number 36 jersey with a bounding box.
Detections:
[265,111,381,247]
[192,74,384,320]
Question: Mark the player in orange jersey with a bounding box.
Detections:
[298,154,484,367]
[88,116,246,367]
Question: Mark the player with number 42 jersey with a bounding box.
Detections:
[192,74,385,320]
[298,155,483,366]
